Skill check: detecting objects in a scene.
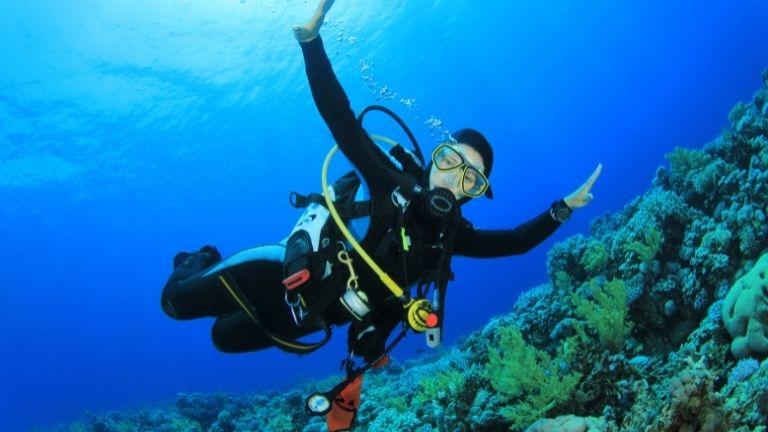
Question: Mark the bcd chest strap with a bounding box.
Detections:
[289,190,396,220]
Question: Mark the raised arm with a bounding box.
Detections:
[455,164,603,258]
[454,204,563,258]
[293,1,398,194]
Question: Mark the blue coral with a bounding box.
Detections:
[728,358,760,385]
[365,408,427,431]
[706,300,724,324]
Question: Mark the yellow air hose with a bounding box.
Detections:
[321,135,406,300]
[321,134,437,332]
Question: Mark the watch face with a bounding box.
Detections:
[556,207,570,221]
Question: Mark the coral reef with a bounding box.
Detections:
[723,253,768,358]
[38,71,768,432]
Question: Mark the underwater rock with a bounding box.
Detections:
[524,414,606,432]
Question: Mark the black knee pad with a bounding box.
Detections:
[211,313,274,354]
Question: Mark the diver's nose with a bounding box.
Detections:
[446,174,463,198]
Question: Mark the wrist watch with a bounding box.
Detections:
[550,199,573,223]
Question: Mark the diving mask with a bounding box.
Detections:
[431,144,490,197]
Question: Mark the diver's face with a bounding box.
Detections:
[428,143,486,200]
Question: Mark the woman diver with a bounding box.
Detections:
[160,0,601,429]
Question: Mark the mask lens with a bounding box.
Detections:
[433,145,464,170]
[462,167,489,197]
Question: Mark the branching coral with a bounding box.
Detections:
[579,239,609,275]
[626,227,663,264]
[414,368,465,406]
[572,278,633,352]
[667,147,712,182]
[486,325,582,430]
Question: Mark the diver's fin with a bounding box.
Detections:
[173,252,192,270]
[172,245,221,270]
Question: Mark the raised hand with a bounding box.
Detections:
[564,163,602,209]
[292,0,336,43]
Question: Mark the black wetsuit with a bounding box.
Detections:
[160,36,562,359]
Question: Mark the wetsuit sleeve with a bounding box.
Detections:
[454,206,562,258]
[299,36,397,193]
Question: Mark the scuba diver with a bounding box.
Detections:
[160,0,602,430]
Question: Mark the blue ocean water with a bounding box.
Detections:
[1,1,767,430]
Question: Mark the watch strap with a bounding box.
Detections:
[550,199,573,223]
